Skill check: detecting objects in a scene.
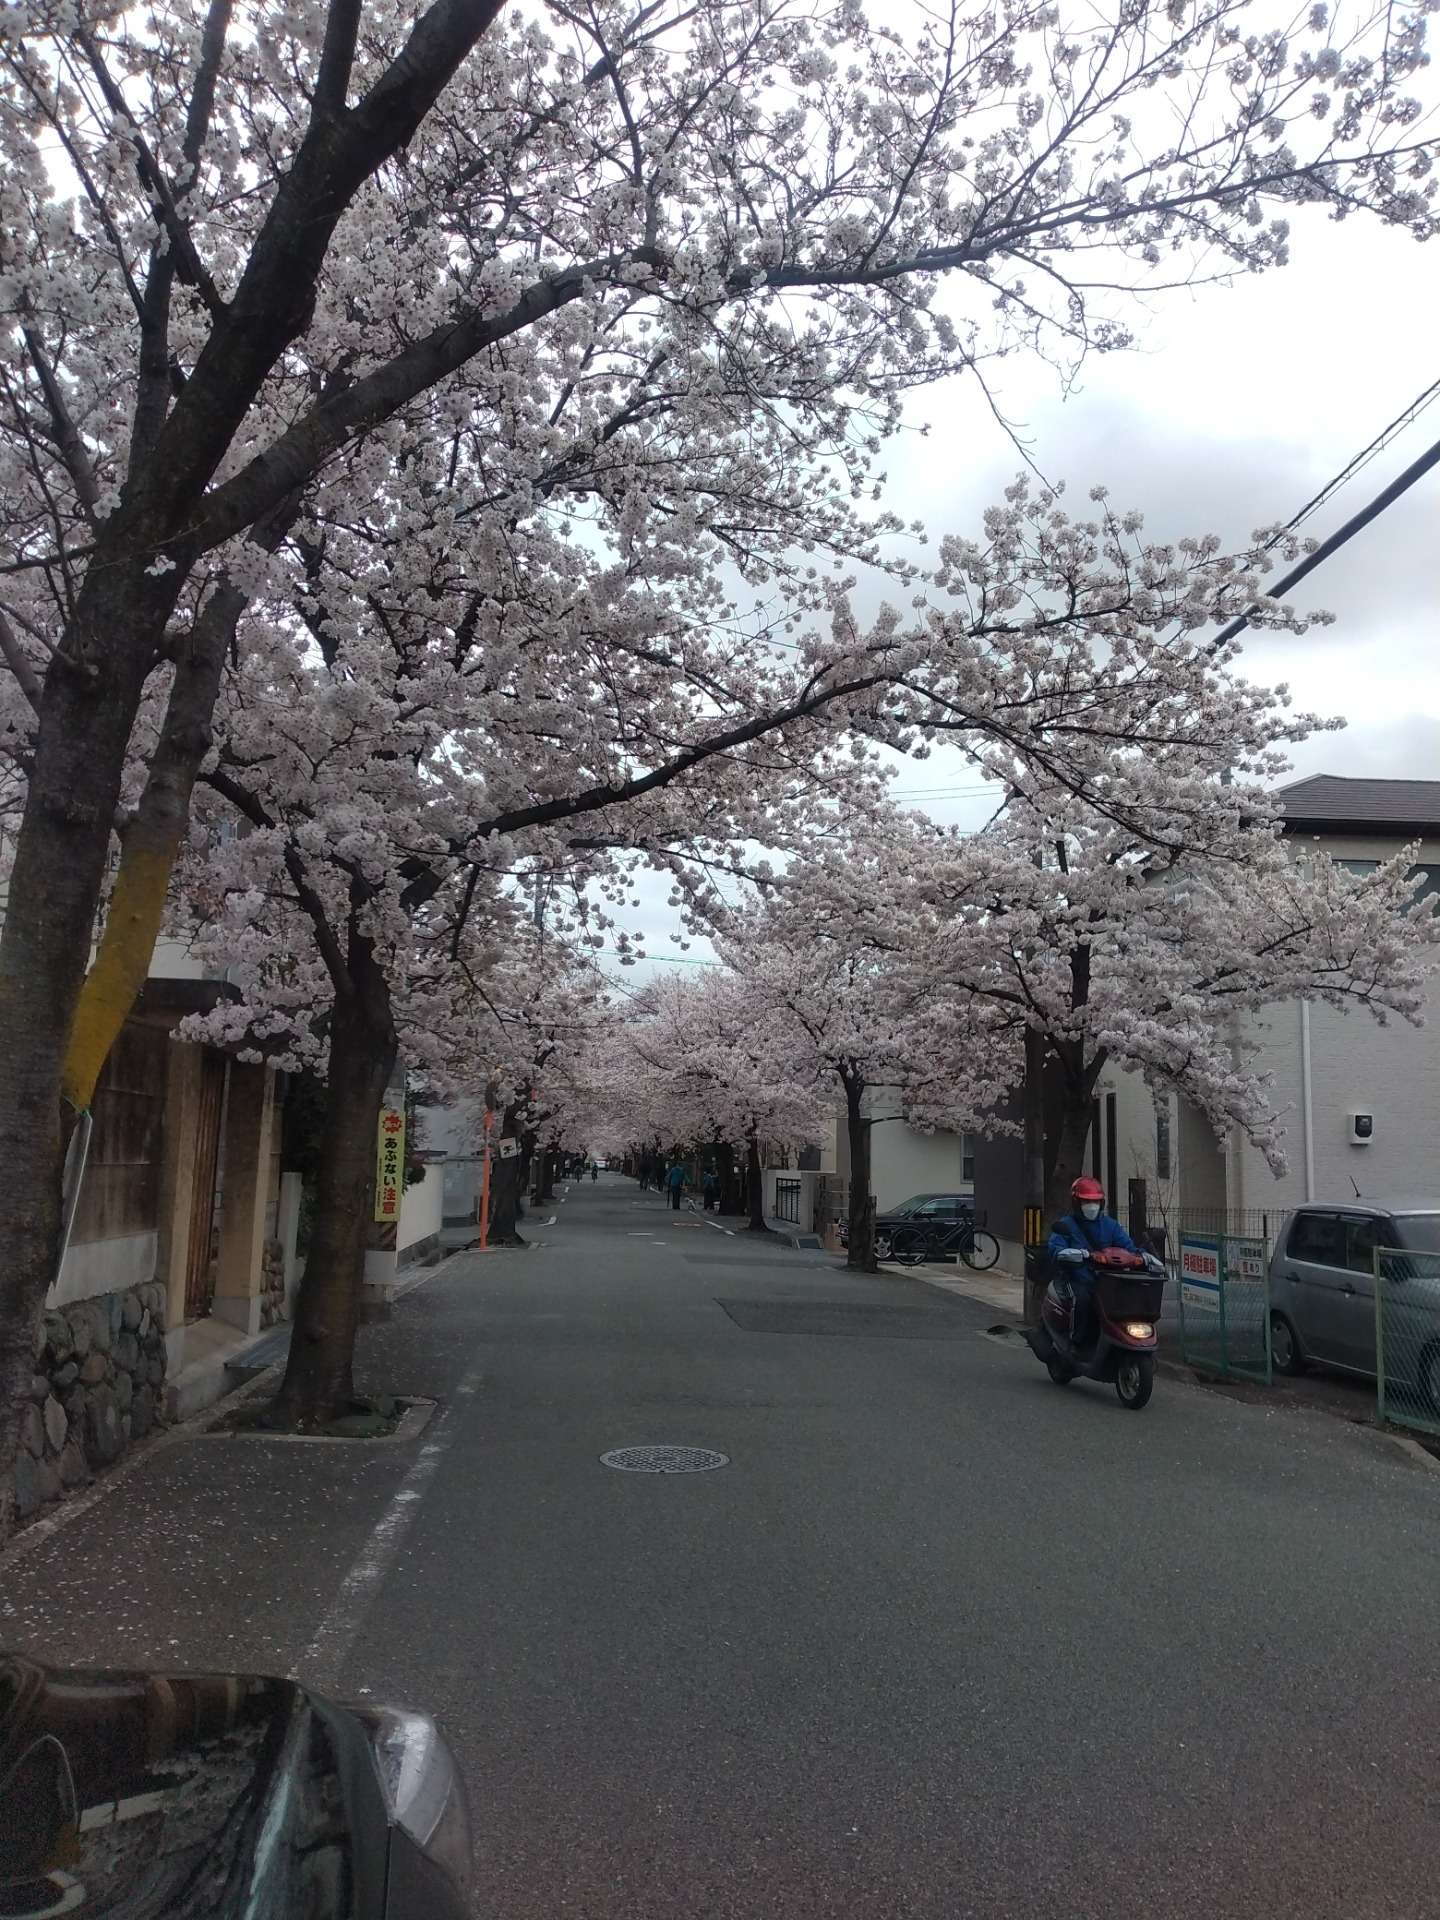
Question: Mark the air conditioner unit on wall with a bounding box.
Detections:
[1348,1111,1375,1146]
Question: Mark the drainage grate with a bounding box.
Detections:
[600,1445,730,1473]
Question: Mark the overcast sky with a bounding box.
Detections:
[605,198,1440,985]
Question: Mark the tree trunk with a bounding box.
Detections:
[272,959,397,1429]
[844,1079,876,1272]
[716,1139,739,1216]
[745,1130,770,1232]
[0,558,183,1536]
[539,1148,557,1201]
[488,1147,525,1243]
[1046,1080,1097,1220]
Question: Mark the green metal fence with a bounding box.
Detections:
[1374,1248,1440,1435]
[1176,1232,1272,1384]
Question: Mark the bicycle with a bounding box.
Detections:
[889,1215,1001,1271]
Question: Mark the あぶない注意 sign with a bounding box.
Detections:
[375,1106,406,1222]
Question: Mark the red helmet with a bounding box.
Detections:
[1071,1176,1105,1206]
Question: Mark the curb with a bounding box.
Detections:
[917,1273,1440,1478]
[190,1396,439,1447]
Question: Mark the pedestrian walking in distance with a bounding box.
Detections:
[667,1162,686,1211]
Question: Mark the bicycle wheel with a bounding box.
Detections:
[961,1228,1000,1271]
[888,1226,930,1265]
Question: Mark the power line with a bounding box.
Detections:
[1275,376,1440,546]
[1211,423,1440,654]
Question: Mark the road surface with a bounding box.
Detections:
[4,1173,1437,1917]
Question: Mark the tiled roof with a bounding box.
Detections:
[1273,775,1440,833]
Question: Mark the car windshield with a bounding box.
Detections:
[1394,1215,1440,1254]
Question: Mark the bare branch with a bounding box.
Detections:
[20,323,100,524]
[0,607,42,713]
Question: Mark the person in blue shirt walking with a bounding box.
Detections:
[1047,1176,1143,1347]
[666,1161,686,1211]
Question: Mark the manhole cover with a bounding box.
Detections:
[600,1445,730,1473]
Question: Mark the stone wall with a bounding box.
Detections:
[16,1284,169,1522]
[260,1237,288,1328]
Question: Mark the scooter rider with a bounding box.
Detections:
[1048,1177,1159,1347]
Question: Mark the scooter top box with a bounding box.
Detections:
[1094,1271,1165,1320]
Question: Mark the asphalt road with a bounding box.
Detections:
[5,1173,1440,1917]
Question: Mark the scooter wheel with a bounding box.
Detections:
[1115,1354,1154,1411]
[1046,1358,1076,1386]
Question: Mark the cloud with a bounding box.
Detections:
[602,202,1440,963]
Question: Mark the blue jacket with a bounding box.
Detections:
[666,1164,685,1190]
[1048,1209,1138,1262]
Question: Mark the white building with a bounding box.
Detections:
[1102,775,1440,1249]
[761,1094,973,1243]
[838,1092,975,1212]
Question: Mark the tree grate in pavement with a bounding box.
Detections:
[716,1298,976,1340]
[599,1445,731,1473]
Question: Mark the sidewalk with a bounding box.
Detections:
[909,1255,1404,1440]
[905,1257,1025,1318]
[0,1246,483,1683]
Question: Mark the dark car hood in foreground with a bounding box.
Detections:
[1,1654,391,1918]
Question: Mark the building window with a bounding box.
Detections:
[1155,1096,1172,1182]
[961,1135,975,1184]
[1338,859,1380,877]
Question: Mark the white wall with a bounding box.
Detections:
[762,1167,820,1231]
[1226,829,1440,1211]
[150,932,209,980]
[1094,827,1440,1224]
[419,1099,484,1224]
[865,1097,973,1211]
[398,1164,444,1261]
[1095,998,1439,1229]
[49,1231,158,1310]
[1231,990,1440,1212]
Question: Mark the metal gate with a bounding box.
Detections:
[184,1053,227,1321]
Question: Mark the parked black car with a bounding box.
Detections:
[0,1654,470,1918]
[839,1191,974,1261]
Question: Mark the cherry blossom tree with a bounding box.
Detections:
[701,902,1010,1267]
[591,967,832,1226]
[0,0,1435,1512]
[775,586,1440,1313]
[180,775,615,1419]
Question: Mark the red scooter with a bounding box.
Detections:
[1024,1246,1165,1410]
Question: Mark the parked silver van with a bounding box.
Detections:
[1268,1201,1440,1399]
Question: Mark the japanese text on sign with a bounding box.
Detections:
[1227,1237,1265,1281]
[375,1106,406,1223]
[1179,1234,1221,1312]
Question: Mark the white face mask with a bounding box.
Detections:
[1080,1203,1101,1222]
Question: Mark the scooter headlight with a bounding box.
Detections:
[1124,1321,1155,1341]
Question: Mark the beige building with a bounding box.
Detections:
[54,974,299,1419]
